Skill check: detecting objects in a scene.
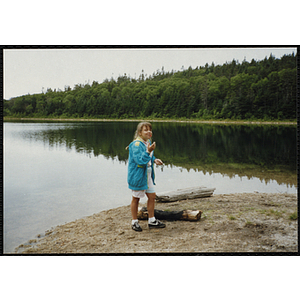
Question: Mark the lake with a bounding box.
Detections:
[3,120,297,253]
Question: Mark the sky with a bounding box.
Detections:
[3,47,297,100]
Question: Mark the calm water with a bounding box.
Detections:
[3,121,297,253]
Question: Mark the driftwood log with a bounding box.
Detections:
[137,207,202,222]
[156,186,215,203]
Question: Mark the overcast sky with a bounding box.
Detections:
[3,47,297,100]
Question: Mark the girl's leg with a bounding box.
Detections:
[146,193,166,228]
[146,193,156,218]
[131,196,140,220]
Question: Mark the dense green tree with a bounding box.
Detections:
[3,53,296,121]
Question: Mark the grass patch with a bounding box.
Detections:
[257,209,284,218]
[244,207,256,211]
[256,209,267,214]
[289,212,297,220]
[267,209,283,217]
[228,215,237,220]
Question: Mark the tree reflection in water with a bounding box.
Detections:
[23,121,297,187]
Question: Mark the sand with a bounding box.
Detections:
[15,192,298,254]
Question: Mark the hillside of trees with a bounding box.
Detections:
[3,53,297,121]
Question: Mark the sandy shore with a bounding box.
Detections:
[15,193,297,254]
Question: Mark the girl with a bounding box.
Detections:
[127,122,165,231]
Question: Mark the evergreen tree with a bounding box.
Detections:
[3,53,296,121]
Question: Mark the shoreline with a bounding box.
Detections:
[3,117,297,126]
[13,192,298,254]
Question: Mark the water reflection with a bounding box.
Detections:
[19,121,297,187]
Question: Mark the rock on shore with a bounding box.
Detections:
[15,193,298,253]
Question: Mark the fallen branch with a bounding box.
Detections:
[156,186,215,202]
[138,207,202,222]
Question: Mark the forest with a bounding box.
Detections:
[3,53,297,121]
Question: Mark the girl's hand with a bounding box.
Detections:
[154,158,163,165]
[147,141,156,153]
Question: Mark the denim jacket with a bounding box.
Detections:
[127,137,156,190]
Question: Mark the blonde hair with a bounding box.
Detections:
[126,122,152,150]
[133,122,152,140]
